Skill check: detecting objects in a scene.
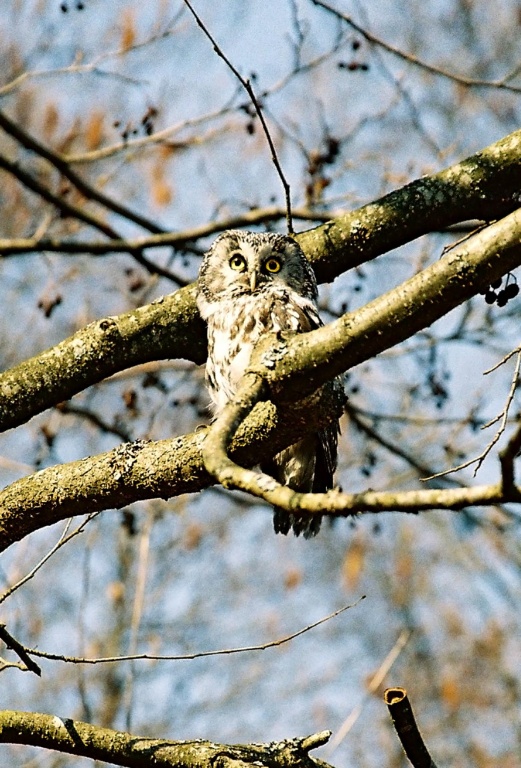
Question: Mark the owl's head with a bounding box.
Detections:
[197,230,317,314]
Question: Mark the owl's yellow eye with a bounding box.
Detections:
[264,257,281,274]
[229,253,246,271]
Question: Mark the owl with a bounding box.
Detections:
[197,230,341,537]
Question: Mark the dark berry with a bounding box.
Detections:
[505,283,519,299]
[491,277,502,289]
[485,290,497,304]
[496,291,508,307]
[352,39,361,51]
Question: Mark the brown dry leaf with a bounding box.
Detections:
[85,110,104,151]
[150,160,173,207]
[57,116,82,155]
[284,567,302,590]
[440,672,460,712]
[43,103,59,141]
[106,580,125,605]
[120,8,136,52]
[183,522,204,550]
[342,533,366,590]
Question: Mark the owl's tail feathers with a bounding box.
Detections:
[272,507,322,538]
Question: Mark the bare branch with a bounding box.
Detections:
[23,601,363,665]
[0,154,118,239]
[0,206,336,258]
[0,625,41,677]
[182,0,294,233]
[384,687,438,768]
[327,630,412,755]
[312,0,521,95]
[199,357,517,520]
[0,154,182,283]
[0,515,99,605]
[423,351,521,480]
[0,110,165,235]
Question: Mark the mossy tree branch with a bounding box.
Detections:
[0,129,519,433]
[0,134,520,547]
[0,710,334,768]
[0,208,521,549]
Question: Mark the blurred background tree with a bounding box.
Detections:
[0,1,520,766]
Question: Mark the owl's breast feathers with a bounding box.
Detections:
[202,286,321,413]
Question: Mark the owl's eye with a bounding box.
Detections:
[229,253,246,271]
[264,257,281,274]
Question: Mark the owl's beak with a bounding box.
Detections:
[249,269,258,292]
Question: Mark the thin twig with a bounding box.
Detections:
[0,154,183,283]
[65,107,234,164]
[499,420,521,492]
[326,630,411,755]
[0,514,100,606]
[182,0,294,233]
[384,687,438,768]
[312,0,521,94]
[423,351,521,480]
[0,206,332,258]
[0,110,165,235]
[484,344,521,374]
[0,625,41,676]
[25,600,363,665]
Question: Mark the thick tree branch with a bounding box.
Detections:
[297,128,521,281]
[0,386,343,552]
[199,350,518,518]
[0,130,519,434]
[0,285,205,433]
[0,710,333,768]
[0,384,518,555]
[259,207,521,400]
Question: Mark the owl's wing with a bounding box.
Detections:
[288,295,340,494]
[263,291,345,537]
[313,417,339,493]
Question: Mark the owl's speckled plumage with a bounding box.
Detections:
[197,230,341,537]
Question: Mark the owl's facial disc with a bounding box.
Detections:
[223,237,287,295]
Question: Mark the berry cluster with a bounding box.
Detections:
[337,39,370,72]
[113,107,157,141]
[60,1,85,10]
[481,275,519,307]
